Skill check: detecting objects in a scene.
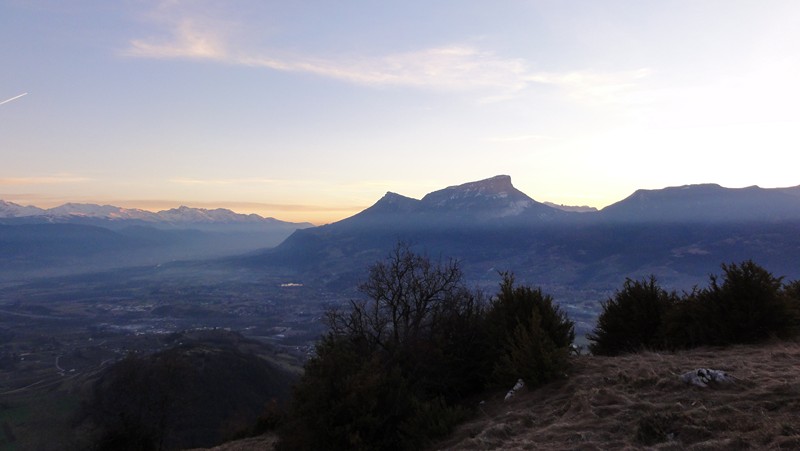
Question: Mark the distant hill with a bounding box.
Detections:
[75,330,298,450]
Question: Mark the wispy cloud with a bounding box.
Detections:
[123,2,651,103]
[169,177,284,186]
[529,69,653,106]
[0,175,90,186]
[125,18,226,60]
[237,46,532,94]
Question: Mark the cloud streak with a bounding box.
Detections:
[123,4,650,104]
[0,92,27,106]
[237,46,532,94]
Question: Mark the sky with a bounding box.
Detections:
[2,1,799,224]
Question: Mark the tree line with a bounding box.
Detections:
[589,260,800,355]
[275,247,799,450]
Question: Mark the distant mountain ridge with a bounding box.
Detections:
[0,200,308,226]
[0,200,46,218]
[600,183,800,222]
[7,177,796,225]
[544,202,598,213]
[283,176,800,233]
[0,201,313,282]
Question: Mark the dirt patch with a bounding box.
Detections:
[431,339,800,450]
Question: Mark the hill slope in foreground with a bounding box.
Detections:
[200,340,800,450]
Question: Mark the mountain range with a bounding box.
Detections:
[3,176,800,313]
[0,202,312,282]
[0,201,311,227]
[238,176,800,329]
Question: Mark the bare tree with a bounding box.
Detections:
[327,242,473,352]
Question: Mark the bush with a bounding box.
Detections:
[783,280,800,333]
[588,276,678,356]
[671,260,796,347]
[485,273,575,387]
[592,261,800,353]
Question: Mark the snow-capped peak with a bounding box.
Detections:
[0,200,46,217]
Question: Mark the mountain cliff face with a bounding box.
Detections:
[326,175,567,232]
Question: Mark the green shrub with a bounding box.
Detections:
[588,276,677,355]
[485,273,575,387]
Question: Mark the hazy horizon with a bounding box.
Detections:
[3,1,800,224]
[3,176,799,225]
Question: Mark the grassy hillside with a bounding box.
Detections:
[190,339,800,450]
[434,339,800,450]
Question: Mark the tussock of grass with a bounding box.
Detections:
[431,339,800,450]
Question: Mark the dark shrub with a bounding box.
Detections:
[82,334,295,450]
[485,273,575,387]
[783,280,800,334]
[673,261,795,346]
[588,276,678,355]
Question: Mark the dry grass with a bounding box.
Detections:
[191,340,800,451]
[432,339,800,450]
[185,433,277,451]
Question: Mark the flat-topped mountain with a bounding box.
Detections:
[316,175,569,233]
[247,176,800,306]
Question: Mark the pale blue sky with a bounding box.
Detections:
[2,1,799,223]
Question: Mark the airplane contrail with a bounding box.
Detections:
[0,92,28,106]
